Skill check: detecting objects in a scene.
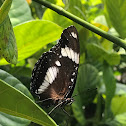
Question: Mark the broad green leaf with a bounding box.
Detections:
[105,53,120,66]
[115,83,126,95]
[0,69,32,125]
[0,20,63,65]
[72,87,86,126]
[0,69,33,99]
[55,0,64,6]
[87,43,108,61]
[105,0,126,39]
[103,0,112,28]
[111,95,126,116]
[101,39,113,52]
[9,0,33,26]
[76,64,99,105]
[47,0,64,6]
[48,0,64,6]
[67,0,85,20]
[43,9,72,28]
[77,64,100,93]
[0,77,57,126]
[103,62,116,119]
[72,64,99,125]
[0,16,18,64]
[115,113,126,126]
[87,43,120,65]
[90,0,102,6]
[0,0,12,24]
[0,112,30,126]
[0,0,17,64]
[102,119,120,126]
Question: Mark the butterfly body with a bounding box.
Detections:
[30,26,80,108]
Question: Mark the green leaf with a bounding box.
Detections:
[0,70,57,126]
[77,64,100,93]
[87,43,108,61]
[47,0,64,6]
[115,83,126,95]
[9,0,33,26]
[72,64,99,125]
[101,39,113,52]
[103,62,116,119]
[0,0,12,24]
[72,87,86,126]
[43,9,72,28]
[87,43,120,65]
[68,0,86,20]
[0,0,18,64]
[90,0,102,6]
[0,16,18,64]
[105,53,120,66]
[115,113,126,126]
[0,20,63,65]
[0,112,30,126]
[105,0,126,39]
[0,69,33,99]
[77,64,99,105]
[0,69,32,125]
[111,95,126,116]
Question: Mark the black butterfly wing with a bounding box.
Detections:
[30,26,80,106]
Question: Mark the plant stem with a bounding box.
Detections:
[32,0,126,50]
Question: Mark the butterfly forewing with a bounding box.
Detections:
[30,26,80,106]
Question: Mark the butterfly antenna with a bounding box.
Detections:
[48,101,64,115]
[61,107,70,117]
[36,97,53,103]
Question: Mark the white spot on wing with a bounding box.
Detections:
[61,48,67,57]
[75,67,78,70]
[55,60,61,67]
[49,67,55,81]
[65,46,72,59]
[45,76,49,83]
[70,48,75,62]
[77,53,79,64]
[53,67,59,79]
[72,72,75,75]
[74,52,79,64]
[61,47,79,64]
[47,69,53,84]
[71,78,74,82]
[37,66,59,93]
[36,80,49,94]
[59,55,62,58]
[71,32,77,39]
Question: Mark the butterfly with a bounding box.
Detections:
[30,26,80,114]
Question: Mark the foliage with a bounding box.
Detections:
[0,0,126,126]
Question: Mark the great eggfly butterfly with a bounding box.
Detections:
[30,26,80,113]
